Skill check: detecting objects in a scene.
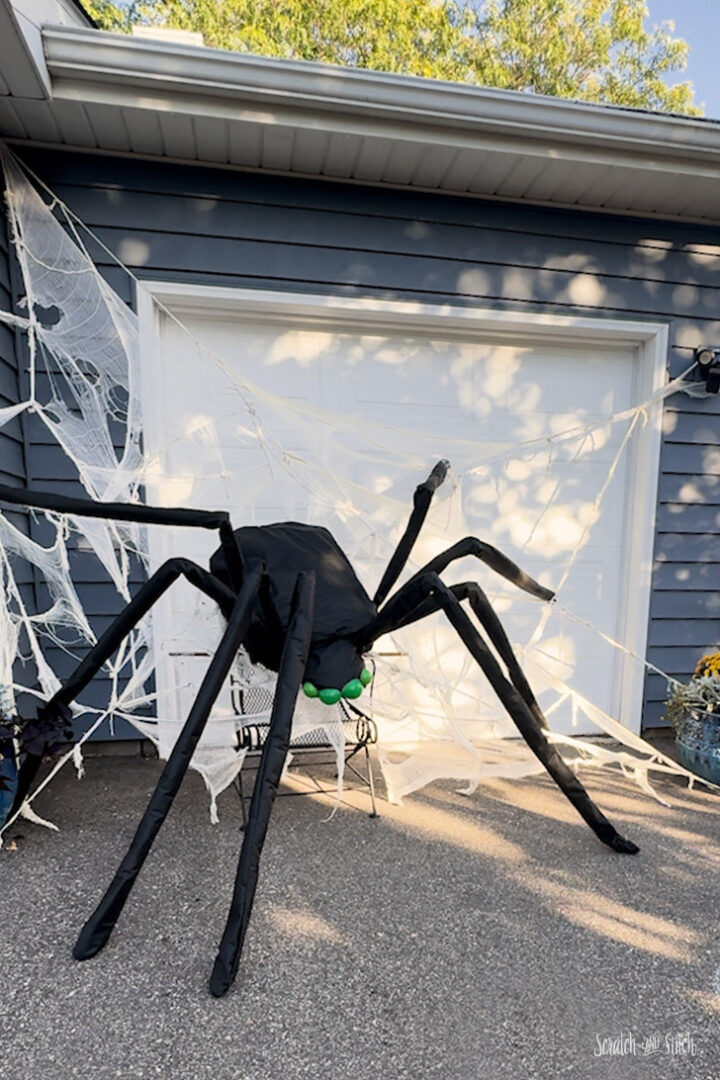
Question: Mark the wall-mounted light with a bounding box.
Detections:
[694,347,720,394]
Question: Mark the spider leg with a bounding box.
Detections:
[383,580,548,731]
[373,460,449,606]
[385,536,554,604]
[0,481,244,815]
[0,481,232,531]
[210,571,315,997]
[11,559,237,818]
[73,566,263,962]
[61,559,237,703]
[362,572,638,855]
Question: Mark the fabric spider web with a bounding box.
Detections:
[0,144,710,837]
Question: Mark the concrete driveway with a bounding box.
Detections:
[1,748,719,1079]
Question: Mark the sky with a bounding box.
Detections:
[645,0,720,118]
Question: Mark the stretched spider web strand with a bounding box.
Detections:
[526,650,718,795]
[552,603,683,686]
[525,407,646,651]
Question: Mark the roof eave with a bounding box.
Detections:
[2,24,717,223]
[44,25,720,159]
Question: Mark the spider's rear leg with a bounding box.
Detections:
[11,557,237,819]
[361,573,638,855]
[210,571,315,997]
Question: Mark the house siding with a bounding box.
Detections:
[0,203,24,491]
[11,146,720,732]
[0,190,36,711]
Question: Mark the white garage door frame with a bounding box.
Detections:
[137,282,668,735]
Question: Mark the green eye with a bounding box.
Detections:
[342,679,363,700]
[305,676,369,705]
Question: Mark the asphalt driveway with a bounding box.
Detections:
[1,747,719,1079]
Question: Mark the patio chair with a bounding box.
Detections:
[229,674,379,825]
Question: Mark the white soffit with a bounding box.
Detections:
[3,18,720,223]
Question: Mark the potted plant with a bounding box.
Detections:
[664,651,720,784]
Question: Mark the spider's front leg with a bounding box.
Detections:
[361,573,639,855]
[402,535,554,602]
[383,579,549,732]
[74,566,263,962]
[210,571,315,997]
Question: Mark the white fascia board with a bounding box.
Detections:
[43,24,720,169]
[0,0,92,100]
[0,0,50,98]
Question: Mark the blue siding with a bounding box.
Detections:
[12,146,720,731]
[1,181,140,738]
[0,211,23,489]
[0,204,29,541]
[0,193,37,712]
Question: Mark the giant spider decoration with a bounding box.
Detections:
[0,461,637,997]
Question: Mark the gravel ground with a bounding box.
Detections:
[1,749,720,1080]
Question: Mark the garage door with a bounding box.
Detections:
[142,293,654,739]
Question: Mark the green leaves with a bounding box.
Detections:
[91,0,701,115]
[469,0,700,114]
[84,0,132,30]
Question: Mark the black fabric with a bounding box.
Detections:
[0,701,73,759]
[6,701,75,820]
[373,459,449,607]
[460,583,550,734]
[218,520,244,591]
[0,484,237,817]
[210,571,315,997]
[73,568,263,962]
[364,572,638,855]
[56,559,236,708]
[390,580,549,731]
[0,482,230,530]
[403,536,555,604]
[7,560,236,821]
[210,523,376,682]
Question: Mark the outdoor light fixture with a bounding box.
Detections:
[694,347,720,394]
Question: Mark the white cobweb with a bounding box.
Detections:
[0,144,709,838]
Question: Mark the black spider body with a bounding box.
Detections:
[0,460,639,999]
[209,522,375,689]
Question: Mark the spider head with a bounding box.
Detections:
[302,639,372,705]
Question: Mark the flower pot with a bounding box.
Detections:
[674,709,720,785]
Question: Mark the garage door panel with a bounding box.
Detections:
[506,348,632,412]
[147,306,647,735]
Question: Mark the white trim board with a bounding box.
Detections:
[138,282,668,734]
